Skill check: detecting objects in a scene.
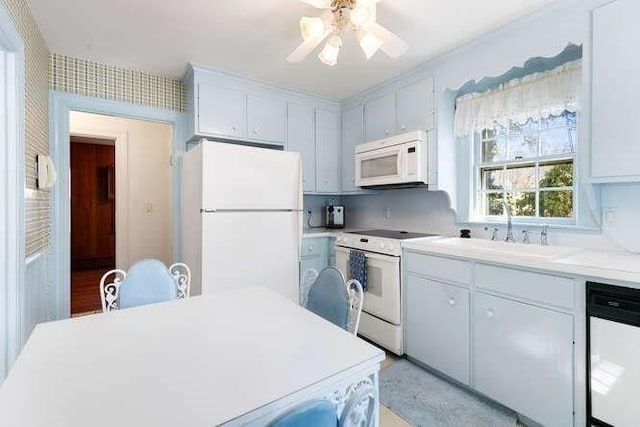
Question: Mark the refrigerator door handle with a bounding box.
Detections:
[201,209,305,213]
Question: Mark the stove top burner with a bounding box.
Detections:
[348,229,438,240]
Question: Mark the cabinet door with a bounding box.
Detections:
[365,93,395,141]
[287,104,316,192]
[197,83,245,139]
[592,0,640,180]
[315,109,340,193]
[341,105,364,192]
[473,293,573,427]
[247,94,287,144]
[396,77,434,133]
[405,275,470,385]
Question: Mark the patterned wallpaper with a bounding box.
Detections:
[0,0,51,257]
[50,53,185,111]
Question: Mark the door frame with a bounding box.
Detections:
[0,4,25,380]
[50,91,185,320]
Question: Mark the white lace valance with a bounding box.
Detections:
[454,59,582,137]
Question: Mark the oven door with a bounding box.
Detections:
[355,143,405,188]
[335,247,401,325]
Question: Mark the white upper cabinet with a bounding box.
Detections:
[365,93,396,141]
[363,77,435,143]
[197,83,246,140]
[247,94,286,144]
[287,104,316,193]
[341,105,364,193]
[396,77,435,133]
[315,109,340,193]
[592,0,640,181]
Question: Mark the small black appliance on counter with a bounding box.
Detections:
[325,204,345,229]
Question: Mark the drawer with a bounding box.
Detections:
[404,252,471,285]
[475,264,574,309]
[301,237,333,258]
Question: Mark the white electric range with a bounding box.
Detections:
[334,229,440,355]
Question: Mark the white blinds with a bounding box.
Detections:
[454,59,582,137]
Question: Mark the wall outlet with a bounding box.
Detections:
[383,207,391,219]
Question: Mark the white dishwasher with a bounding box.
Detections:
[587,281,640,427]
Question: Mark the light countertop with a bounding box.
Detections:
[0,287,384,427]
[403,237,640,286]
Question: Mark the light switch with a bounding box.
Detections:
[604,207,615,225]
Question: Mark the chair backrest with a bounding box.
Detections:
[300,267,320,307]
[345,279,364,335]
[269,399,337,427]
[100,259,191,312]
[306,267,350,330]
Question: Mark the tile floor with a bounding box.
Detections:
[379,353,412,426]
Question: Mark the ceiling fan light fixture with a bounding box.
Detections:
[299,16,325,41]
[318,35,342,66]
[350,2,376,28]
[358,31,383,59]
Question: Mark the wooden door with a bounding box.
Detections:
[70,139,116,270]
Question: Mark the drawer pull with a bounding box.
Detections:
[448,298,456,306]
[487,309,495,318]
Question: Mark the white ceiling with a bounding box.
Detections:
[27,0,558,101]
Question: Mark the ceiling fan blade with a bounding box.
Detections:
[287,31,330,62]
[300,0,332,9]
[367,22,409,58]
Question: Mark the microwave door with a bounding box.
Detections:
[356,145,404,187]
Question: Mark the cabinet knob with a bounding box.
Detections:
[232,125,238,131]
[448,297,456,306]
[385,130,390,135]
[253,128,259,134]
[302,178,307,182]
[487,309,495,318]
[351,178,355,182]
[308,246,314,252]
[400,125,406,131]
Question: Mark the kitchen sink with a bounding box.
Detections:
[428,237,580,260]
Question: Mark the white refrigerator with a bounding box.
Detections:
[181,141,302,302]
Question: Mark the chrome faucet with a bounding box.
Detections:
[501,201,515,243]
[540,223,549,246]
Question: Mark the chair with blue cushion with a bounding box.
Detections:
[269,399,337,427]
[99,258,191,312]
[306,267,364,335]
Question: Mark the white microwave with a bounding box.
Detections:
[355,130,430,188]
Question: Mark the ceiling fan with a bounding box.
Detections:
[287,0,409,66]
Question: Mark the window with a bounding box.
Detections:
[454,58,582,224]
[477,111,576,220]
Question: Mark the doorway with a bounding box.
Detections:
[69,111,174,316]
[70,136,116,314]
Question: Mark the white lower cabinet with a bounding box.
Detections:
[405,274,470,385]
[473,292,574,427]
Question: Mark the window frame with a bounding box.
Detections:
[470,113,578,226]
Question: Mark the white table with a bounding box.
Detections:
[0,287,384,426]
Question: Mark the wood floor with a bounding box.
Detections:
[71,268,111,315]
